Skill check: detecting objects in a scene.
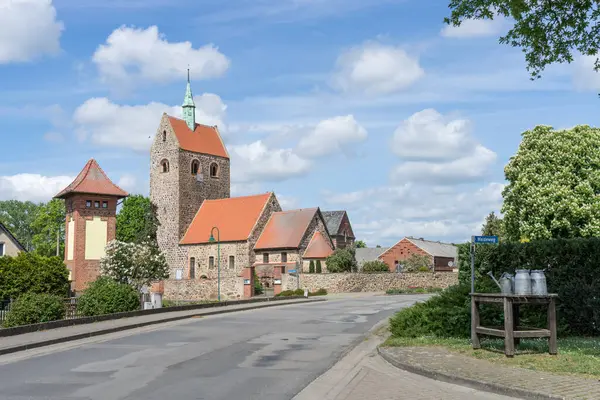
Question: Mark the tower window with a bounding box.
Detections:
[102,201,108,208]
[209,256,215,268]
[94,201,100,208]
[86,200,92,208]
[210,163,219,178]
[281,252,287,263]
[162,130,166,142]
[190,257,196,279]
[191,160,200,175]
[263,253,269,264]
[229,255,235,269]
[161,159,169,173]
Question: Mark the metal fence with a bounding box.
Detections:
[0,297,82,324]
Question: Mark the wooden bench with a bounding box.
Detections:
[470,293,558,357]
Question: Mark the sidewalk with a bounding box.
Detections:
[379,346,600,400]
[0,297,322,356]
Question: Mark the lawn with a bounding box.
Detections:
[384,335,600,379]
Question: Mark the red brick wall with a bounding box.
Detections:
[378,238,432,272]
[64,194,118,294]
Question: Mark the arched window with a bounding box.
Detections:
[210,163,219,178]
[162,130,167,142]
[161,159,169,173]
[191,160,200,175]
[189,257,196,279]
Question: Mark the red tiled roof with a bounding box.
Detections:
[254,208,318,250]
[55,159,128,199]
[167,115,229,159]
[303,231,334,259]
[180,193,272,244]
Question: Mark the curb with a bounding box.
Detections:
[377,347,564,400]
[0,298,325,356]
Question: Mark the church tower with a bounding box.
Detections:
[150,73,231,274]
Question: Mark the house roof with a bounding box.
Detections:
[0,222,26,252]
[254,208,318,250]
[303,231,334,259]
[167,115,229,159]
[406,237,458,258]
[55,159,128,199]
[321,211,348,236]
[356,247,389,265]
[180,193,272,245]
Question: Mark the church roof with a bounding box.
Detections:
[180,193,273,245]
[167,115,229,159]
[54,159,128,199]
[321,211,347,236]
[303,231,334,259]
[254,208,319,250]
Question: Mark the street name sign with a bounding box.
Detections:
[473,235,499,244]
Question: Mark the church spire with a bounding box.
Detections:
[182,68,196,131]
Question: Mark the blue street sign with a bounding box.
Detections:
[288,269,297,273]
[473,235,498,244]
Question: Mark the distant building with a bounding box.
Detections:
[321,211,355,249]
[378,237,458,272]
[0,222,26,257]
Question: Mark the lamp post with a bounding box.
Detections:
[209,227,221,302]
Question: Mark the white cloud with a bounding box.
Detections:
[72,93,228,152]
[117,174,137,193]
[0,0,63,64]
[441,18,506,38]
[92,25,230,90]
[332,42,424,95]
[296,115,367,157]
[277,194,298,210]
[229,140,311,183]
[0,174,73,202]
[573,55,600,91]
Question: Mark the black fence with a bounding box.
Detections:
[0,297,82,324]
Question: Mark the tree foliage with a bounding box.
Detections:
[0,253,70,300]
[502,125,600,241]
[402,253,433,273]
[445,0,600,80]
[355,240,367,248]
[77,277,140,316]
[481,211,504,240]
[325,247,357,273]
[100,240,169,291]
[361,260,389,273]
[31,199,65,258]
[0,200,40,251]
[316,260,322,273]
[3,293,66,328]
[116,195,159,246]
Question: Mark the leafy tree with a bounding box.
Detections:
[316,260,322,273]
[502,125,600,241]
[253,270,263,295]
[116,195,159,246]
[77,277,140,316]
[0,200,40,251]
[309,260,315,273]
[31,199,65,258]
[355,240,367,248]
[445,1,600,80]
[481,211,504,240]
[361,260,389,273]
[0,253,70,300]
[325,247,357,273]
[100,240,169,291]
[376,245,382,248]
[402,253,433,273]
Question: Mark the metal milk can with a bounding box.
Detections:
[530,270,548,295]
[499,272,514,294]
[514,269,532,295]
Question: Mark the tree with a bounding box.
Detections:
[316,260,322,273]
[481,211,504,240]
[31,199,65,258]
[309,260,315,273]
[402,253,433,273]
[100,240,169,291]
[355,240,367,248]
[502,125,600,241]
[445,1,600,80]
[116,195,159,246]
[362,260,389,273]
[325,247,357,273]
[0,200,40,251]
[0,253,70,300]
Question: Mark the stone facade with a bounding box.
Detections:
[283,272,458,293]
[163,276,242,301]
[301,259,328,273]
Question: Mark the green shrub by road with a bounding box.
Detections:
[77,277,140,316]
[3,293,65,328]
[0,253,70,300]
[386,287,443,295]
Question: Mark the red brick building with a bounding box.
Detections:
[378,237,457,273]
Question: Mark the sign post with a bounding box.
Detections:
[470,236,499,293]
[175,268,183,306]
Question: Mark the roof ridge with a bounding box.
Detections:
[166,114,218,130]
[274,207,318,214]
[203,192,272,203]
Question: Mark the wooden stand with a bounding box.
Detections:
[470,293,558,357]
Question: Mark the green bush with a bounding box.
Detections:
[309,260,315,273]
[294,289,305,296]
[316,260,322,273]
[77,277,140,316]
[0,253,70,300]
[254,271,263,295]
[402,253,433,273]
[3,293,65,327]
[325,248,357,273]
[386,287,443,295]
[310,288,328,296]
[275,290,295,297]
[362,260,389,273]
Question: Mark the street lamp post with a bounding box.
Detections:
[209,227,221,302]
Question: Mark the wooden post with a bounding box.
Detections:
[513,303,521,347]
[471,296,481,349]
[503,297,515,357]
[548,297,558,355]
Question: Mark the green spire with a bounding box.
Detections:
[182,68,196,131]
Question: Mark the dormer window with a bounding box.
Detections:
[210,163,219,178]
[191,160,200,175]
[161,159,169,173]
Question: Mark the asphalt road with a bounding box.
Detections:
[0,294,508,400]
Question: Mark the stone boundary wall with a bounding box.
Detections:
[164,277,243,301]
[283,272,458,293]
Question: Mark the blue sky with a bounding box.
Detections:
[1,0,598,246]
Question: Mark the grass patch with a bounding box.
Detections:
[386,287,443,295]
[384,335,600,379]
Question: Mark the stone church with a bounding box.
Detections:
[149,77,354,300]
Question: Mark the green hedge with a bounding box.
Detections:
[3,293,65,327]
[362,260,389,273]
[0,253,70,300]
[77,277,140,316]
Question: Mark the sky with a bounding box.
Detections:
[0,0,599,247]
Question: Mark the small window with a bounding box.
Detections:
[0,242,5,257]
[263,253,269,264]
[191,160,200,175]
[209,256,215,268]
[210,163,219,178]
[161,159,169,173]
[102,201,108,208]
[86,200,92,208]
[162,130,167,142]
[281,252,287,263]
[94,201,100,208]
[190,257,196,279]
[229,255,235,269]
